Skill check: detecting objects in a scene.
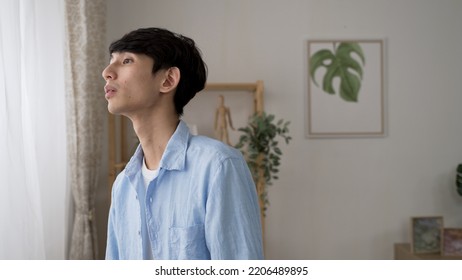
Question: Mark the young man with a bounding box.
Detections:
[102,27,263,260]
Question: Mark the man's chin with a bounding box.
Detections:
[107,104,121,115]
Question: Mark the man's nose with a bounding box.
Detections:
[102,64,116,80]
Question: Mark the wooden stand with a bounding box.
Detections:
[205,81,264,114]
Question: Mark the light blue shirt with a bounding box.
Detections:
[105,120,263,260]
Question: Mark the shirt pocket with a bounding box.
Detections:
[169,224,209,259]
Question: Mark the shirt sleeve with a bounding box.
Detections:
[205,156,264,259]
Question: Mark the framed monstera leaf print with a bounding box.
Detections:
[306,39,385,138]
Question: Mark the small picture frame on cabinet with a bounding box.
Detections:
[410,216,444,254]
[442,228,462,256]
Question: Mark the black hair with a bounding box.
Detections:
[109,27,207,116]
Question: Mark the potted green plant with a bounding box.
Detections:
[456,164,462,196]
[235,112,291,216]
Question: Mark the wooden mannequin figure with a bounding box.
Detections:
[214,95,235,145]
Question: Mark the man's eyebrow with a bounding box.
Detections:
[109,52,128,58]
[108,53,119,61]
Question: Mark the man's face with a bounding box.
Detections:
[102,52,164,116]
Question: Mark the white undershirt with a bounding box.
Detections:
[142,157,159,189]
[141,157,158,259]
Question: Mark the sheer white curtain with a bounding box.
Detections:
[0,0,67,259]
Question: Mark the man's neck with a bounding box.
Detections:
[130,111,179,170]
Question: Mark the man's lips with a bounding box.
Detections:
[104,85,117,99]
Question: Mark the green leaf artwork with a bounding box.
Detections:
[310,42,365,102]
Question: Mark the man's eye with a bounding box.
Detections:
[122,58,133,64]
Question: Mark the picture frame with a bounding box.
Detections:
[410,216,444,254]
[441,228,462,257]
[306,39,386,138]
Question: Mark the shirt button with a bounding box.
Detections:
[138,230,141,235]
[135,195,138,200]
[149,198,153,203]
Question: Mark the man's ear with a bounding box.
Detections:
[160,67,180,93]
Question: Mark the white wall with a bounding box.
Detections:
[103,0,462,259]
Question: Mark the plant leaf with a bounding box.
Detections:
[310,49,336,88]
[337,42,365,65]
[310,42,365,102]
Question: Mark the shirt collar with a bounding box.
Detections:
[125,120,190,178]
[158,120,189,171]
